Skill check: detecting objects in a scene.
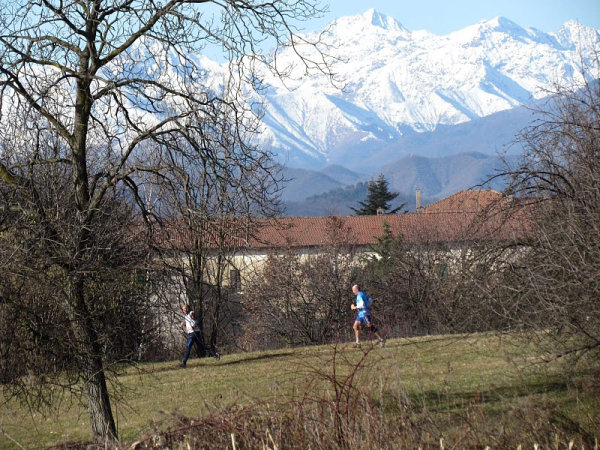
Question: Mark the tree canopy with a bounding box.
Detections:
[351,174,404,215]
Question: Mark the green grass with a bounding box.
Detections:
[1,333,598,449]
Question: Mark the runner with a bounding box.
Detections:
[351,284,385,348]
[179,305,220,367]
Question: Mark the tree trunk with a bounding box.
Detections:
[85,358,117,440]
[190,251,208,357]
[69,277,118,440]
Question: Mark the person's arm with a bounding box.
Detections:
[356,294,365,310]
[181,312,189,328]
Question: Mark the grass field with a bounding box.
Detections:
[1,333,598,449]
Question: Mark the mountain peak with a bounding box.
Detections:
[554,20,600,50]
[483,16,521,29]
[360,8,407,33]
[556,19,598,37]
[471,16,530,37]
[451,16,532,43]
[559,19,584,31]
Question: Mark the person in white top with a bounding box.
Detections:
[179,304,203,367]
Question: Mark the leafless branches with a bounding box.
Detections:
[0,0,333,441]
[469,62,600,365]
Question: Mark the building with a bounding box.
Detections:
[190,189,530,292]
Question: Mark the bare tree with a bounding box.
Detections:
[243,216,357,349]
[0,126,150,435]
[0,0,332,441]
[358,223,464,338]
[152,96,283,358]
[478,62,600,364]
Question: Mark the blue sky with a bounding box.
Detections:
[306,0,600,34]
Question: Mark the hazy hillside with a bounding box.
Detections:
[379,152,516,199]
[281,152,514,216]
[279,167,343,202]
[284,179,434,217]
[326,102,533,172]
[319,164,361,186]
[284,182,369,216]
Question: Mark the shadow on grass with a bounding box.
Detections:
[208,351,296,367]
[146,351,297,375]
[407,379,569,413]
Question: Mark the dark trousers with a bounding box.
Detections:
[182,331,203,364]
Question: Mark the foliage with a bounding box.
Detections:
[351,174,404,215]
[363,222,397,277]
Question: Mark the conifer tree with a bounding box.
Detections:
[364,222,398,275]
[351,174,404,215]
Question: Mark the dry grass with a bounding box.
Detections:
[1,333,598,449]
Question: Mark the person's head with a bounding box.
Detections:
[182,305,189,314]
[352,284,359,295]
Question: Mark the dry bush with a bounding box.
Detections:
[241,217,357,350]
[358,225,475,338]
[472,69,600,367]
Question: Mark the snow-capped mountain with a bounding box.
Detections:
[251,9,600,169]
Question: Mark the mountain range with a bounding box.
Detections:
[211,10,600,214]
[258,9,599,168]
[280,151,518,216]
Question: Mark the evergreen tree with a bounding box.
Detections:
[364,222,398,276]
[351,174,404,215]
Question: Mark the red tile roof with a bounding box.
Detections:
[247,190,529,249]
[421,189,504,213]
[156,190,531,251]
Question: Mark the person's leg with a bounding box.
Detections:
[372,328,385,345]
[181,334,193,366]
[365,316,385,345]
[353,320,361,346]
[209,345,221,360]
[192,332,204,358]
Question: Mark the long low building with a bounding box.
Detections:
[155,189,532,293]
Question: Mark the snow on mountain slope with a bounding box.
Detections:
[251,9,599,168]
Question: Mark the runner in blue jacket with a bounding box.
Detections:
[351,284,385,348]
